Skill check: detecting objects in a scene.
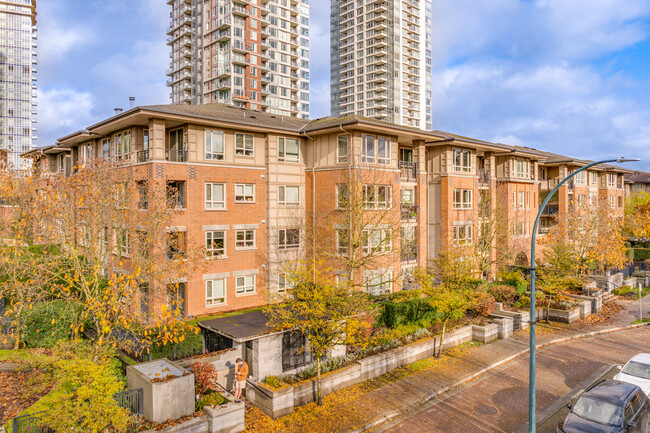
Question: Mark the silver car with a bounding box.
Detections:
[615,354,650,397]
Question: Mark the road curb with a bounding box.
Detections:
[353,321,650,433]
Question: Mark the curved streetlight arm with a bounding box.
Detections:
[528,157,629,433]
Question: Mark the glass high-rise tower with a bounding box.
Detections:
[0,0,37,168]
[331,0,432,130]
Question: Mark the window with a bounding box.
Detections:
[167,181,185,208]
[513,222,528,238]
[113,130,131,160]
[573,170,586,185]
[235,133,254,156]
[336,184,348,209]
[278,273,294,292]
[618,196,623,208]
[278,137,300,162]
[167,231,187,259]
[452,148,471,172]
[56,154,64,173]
[205,183,225,209]
[168,129,185,161]
[518,191,525,209]
[337,229,349,255]
[512,158,529,178]
[137,181,148,210]
[167,283,186,317]
[114,228,130,256]
[607,173,616,187]
[236,275,255,294]
[282,331,312,371]
[590,172,597,185]
[279,229,300,249]
[206,279,226,306]
[363,269,393,296]
[609,196,616,208]
[363,229,392,254]
[205,130,224,160]
[512,192,517,209]
[101,139,111,159]
[206,231,226,258]
[453,189,472,209]
[337,135,348,163]
[143,130,149,151]
[235,230,255,249]
[79,142,93,163]
[278,185,300,205]
[401,189,415,204]
[235,184,255,202]
[364,184,391,209]
[453,224,473,245]
[361,135,390,164]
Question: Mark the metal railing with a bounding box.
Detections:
[399,161,418,182]
[12,411,54,433]
[165,149,187,162]
[115,388,144,416]
[401,203,418,220]
[137,150,150,163]
[541,204,559,216]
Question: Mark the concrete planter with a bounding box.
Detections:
[546,307,581,324]
[471,323,498,343]
[569,294,601,315]
[488,316,513,339]
[493,303,529,331]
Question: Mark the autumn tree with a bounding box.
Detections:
[265,261,373,405]
[0,159,200,353]
[623,191,650,239]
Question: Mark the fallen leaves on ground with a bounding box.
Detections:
[578,301,623,326]
[0,367,53,423]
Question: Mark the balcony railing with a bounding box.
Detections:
[137,150,150,163]
[478,169,490,186]
[401,244,418,263]
[539,178,560,191]
[401,203,418,221]
[166,149,187,162]
[399,161,418,182]
[541,204,559,216]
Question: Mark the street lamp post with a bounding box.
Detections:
[528,157,640,433]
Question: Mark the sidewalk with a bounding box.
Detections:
[243,295,650,433]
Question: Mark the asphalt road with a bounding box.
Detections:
[380,326,650,433]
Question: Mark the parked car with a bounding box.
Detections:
[615,354,650,397]
[557,380,649,433]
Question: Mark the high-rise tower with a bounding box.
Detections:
[0,0,37,168]
[167,0,310,119]
[330,0,432,130]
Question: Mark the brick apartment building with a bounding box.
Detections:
[23,103,632,318]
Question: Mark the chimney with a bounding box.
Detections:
[129,97,135,109]
[114,108,123,115]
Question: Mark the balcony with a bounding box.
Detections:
[478,169,490,187]
[401,243,418,263]
[401,203,418,221]
[399,161,418,182]
[166,149,187,162]
[539,178,560,191]
[137,150,150,163]
[541,204,559,216]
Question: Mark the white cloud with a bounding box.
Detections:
[37,88,95,145]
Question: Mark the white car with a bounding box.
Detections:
[615,353,650,396]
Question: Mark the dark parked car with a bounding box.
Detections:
[557,380,649,433]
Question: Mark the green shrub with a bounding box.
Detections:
[614,286,631,296]
[377,297,438,329]
[487,284,517,304]
[149,327,203,360]
[263,375,282,388]
[498,270,528,295]
[195,390,225,411]
[627,248,650,261]
[21,300,82,348]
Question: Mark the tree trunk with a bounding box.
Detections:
[437,319,448,358]
[316,356,323,406]
[546,295,552,324]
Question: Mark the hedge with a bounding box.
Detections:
[377,297,438,329]
[21,300,82,348]
[627,248,650,261]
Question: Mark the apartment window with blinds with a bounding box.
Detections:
[453,224,473,245]
[206,279,226,306]
[453,189,472,209]
[337,135,348,163]
[363,184,391,209]
[101,138,111,159]
[607,173,616,187]
[362,229,392,255]
[336,184,348,209]
[278,229,300,249]
[518,191,525,209]
[362,135,390,165]
[205,130,224,160]
[512,158,529,178]
[278,185,300,206]
[590,172,598,185]
[452,148,471,172]
[235,184,255,202]
[206,231,226,258]
[235,133,254,156]
[278,137,300,162]
[573,170,586,185]
[235,230,255,249]
[363,269,393,296]
[278,273,294,292]
[236,275,255,294]
[205,183,225,209]
[336,229,349,255]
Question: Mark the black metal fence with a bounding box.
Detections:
[115,388,143,416]
[12,411,54,433]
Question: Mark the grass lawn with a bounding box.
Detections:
[633,318,650,324]
[186,306,264,327]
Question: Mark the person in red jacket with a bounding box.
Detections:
[234,357,248,402]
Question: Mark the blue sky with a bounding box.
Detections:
[38,0,650,170]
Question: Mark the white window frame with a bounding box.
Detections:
[337,134,348,164]
[453,224,473,245]
[336,183,348,209]
[363,269,393,296]
[206,231,226,259]
[336,229,349,255]
[452,148,471,172]
[278,185,300,206]
[205,183,226,210]
[363,229,392,255]
[236,275,256,294]
[363,184,391,209]
[235,133,254,156]
[361,134,390,165]
[513,158,529,178]
[453,189,472,209]
[278,228,300,250]
[235,184,255,203]
[206,279,226,306]
[278,273,294,293]
[114,227,130,256]
[235,230,255,249]
[205,129,224,160]
[278,137,300,163]
[518,191,525,209]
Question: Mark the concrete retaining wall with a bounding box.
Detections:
[547,307,581,324]
[472,324,498,343]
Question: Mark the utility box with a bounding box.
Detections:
[127,358,195,423]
